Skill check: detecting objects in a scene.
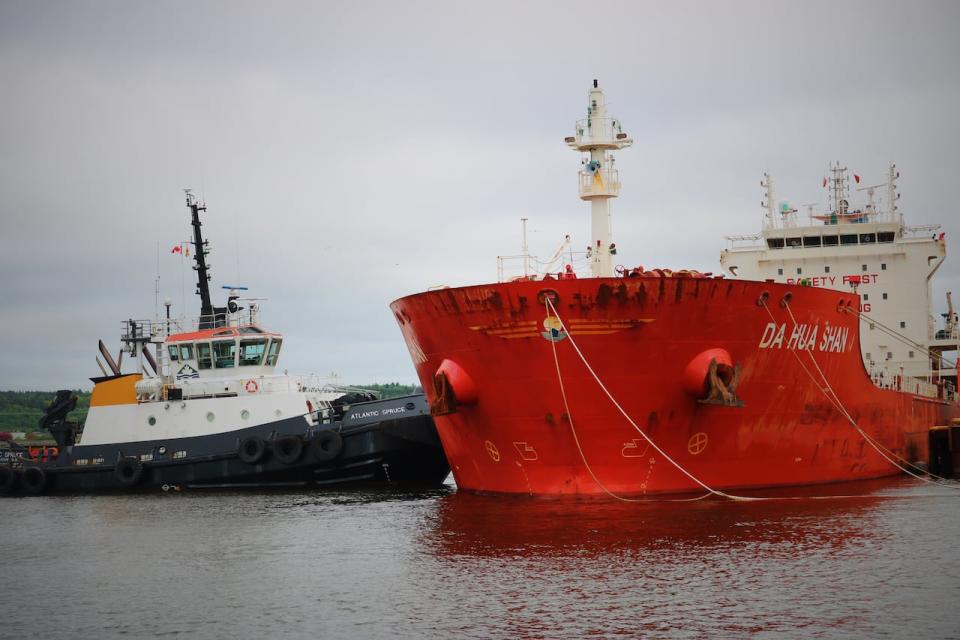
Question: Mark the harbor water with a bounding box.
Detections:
[2,476,959,639]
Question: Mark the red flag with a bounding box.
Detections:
[171,245,182,254]
[822,177,827,188]
[854,174,861,184]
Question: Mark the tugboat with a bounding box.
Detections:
[389,81,960,497]
[0,192,449,495]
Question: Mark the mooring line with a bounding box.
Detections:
[544,298,759,502]
[765,299,960,491]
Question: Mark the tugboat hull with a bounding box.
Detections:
[2,395,449,495]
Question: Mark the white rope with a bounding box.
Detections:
[544,298,757,501]
[848,306,957,369]
[767,299,959,490]
[544,302,711,503]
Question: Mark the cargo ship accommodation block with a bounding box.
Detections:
[721,164,959,400]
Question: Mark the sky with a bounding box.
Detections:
[1,0,958,390]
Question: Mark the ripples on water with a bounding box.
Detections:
[1,477,959,639]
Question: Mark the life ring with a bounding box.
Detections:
[273,436,304,465]
[115,457,144,487]
[310,430,344,462]
[21,467,47,495]
[238,436,269,464]
[245,380,260,394]
[0,466,16,495]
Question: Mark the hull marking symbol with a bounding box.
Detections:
[687,432,708,455]
[484,440,501,462]
[541,316,567,342]
[621,438,650,458]
[513,442,538,461]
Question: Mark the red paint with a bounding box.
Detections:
[392,276,958,496]
[437,359,478,405]
[682,348,732,398]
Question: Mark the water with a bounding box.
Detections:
[2,477,959,639]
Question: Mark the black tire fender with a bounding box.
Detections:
[273,435,304,465]
[238,436,269,464]
[310,430,343,462]
[0,466,16,495]
[115,457,144,487]
[21,466,47,495]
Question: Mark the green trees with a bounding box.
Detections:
[0,391,90,432]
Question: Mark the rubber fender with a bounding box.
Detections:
[21,466,47,495]
[238,436,269,465]
[0,466,16,495]
[273,435,304,465]
[115,457,144,487]
[436,359,478,405]
[682,348,733,398]
[310,430,343,463]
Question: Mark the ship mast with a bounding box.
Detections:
[828,161,850,216]
[185,189,218,328]
[565,80,633,278]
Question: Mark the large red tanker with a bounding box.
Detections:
[392,275,954,496]
[390,81,960,496]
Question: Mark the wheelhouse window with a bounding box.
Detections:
[822,235,839,246]
[197,343,213,370]
[168,345,179,361]
[240,339,268,366]
[767,238,785,249]
[213,340,236,368]
[840,234,858,245]
[803,236,821,247]
[786,237,802,248]
[265,339,282,366]
[859,233,876,244]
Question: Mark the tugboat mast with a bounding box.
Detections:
[565,79,633,277]
[185,189,220,328]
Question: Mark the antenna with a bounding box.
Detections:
[761,172,775,227]
[521,217,530,277]
[185,189,227,329]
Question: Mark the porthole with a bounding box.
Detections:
[241,410,250,420]
[206,411,215,423]
[148,416,157,426]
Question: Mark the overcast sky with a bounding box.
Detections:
[1,0,958,390]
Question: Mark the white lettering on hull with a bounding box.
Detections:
[759,322,849,353]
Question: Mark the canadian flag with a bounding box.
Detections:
[171,245,182,254]
[854,174,861,184]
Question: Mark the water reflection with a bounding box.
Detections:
[425,477,915,559]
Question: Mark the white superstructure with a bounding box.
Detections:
[721,163,958,391]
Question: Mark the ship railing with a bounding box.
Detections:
[579,167,621,198]
[119,308,264,340]
[869,371,940,399]
[761,207,904,231]
[497,252,591,283]
[569,117,630,147]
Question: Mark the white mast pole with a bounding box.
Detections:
[521,217,530,277]
[566,80,633,278]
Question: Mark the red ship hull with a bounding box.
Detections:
[391,276,957,496]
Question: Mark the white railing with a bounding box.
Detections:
[497,252,591,283]
[121,307,265,340]
[579,167,621,198]
[570,117,627,146]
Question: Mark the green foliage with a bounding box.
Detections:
[352,383,419,399]
[0,391,90,433]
